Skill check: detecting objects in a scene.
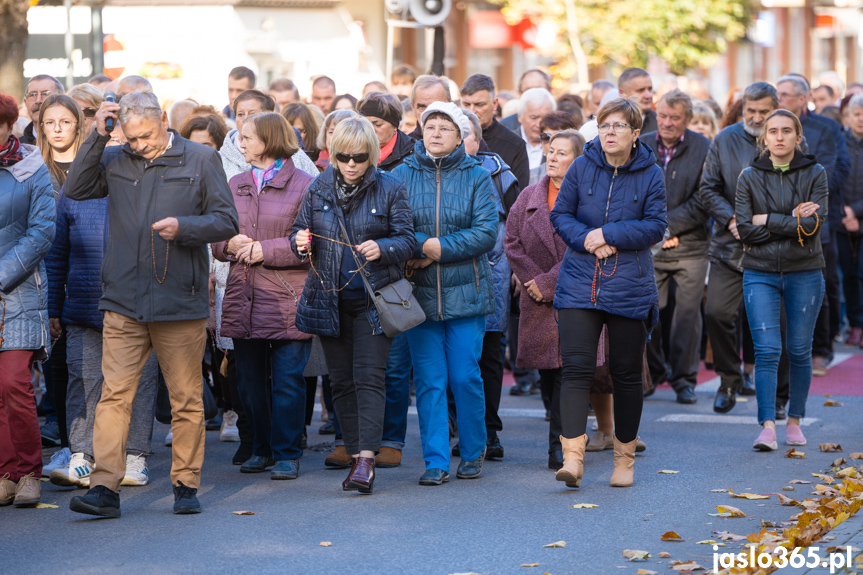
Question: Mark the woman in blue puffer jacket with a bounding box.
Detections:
[549,98,667,490]
[392,102,497,486]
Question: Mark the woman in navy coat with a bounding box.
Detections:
[549,98,667,490]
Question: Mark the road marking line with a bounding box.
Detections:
[656,413,819,426]
[695,353,853,394]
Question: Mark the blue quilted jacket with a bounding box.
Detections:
[478,152,516,332]
[392,142,497,322]
[290,166,416,337]
[45,193,108,329]
[0,144,55,355]
[550,137,667,327]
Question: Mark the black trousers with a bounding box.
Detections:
[42,330,69,447]
[705,260,745,392]
[540,368,562,453]
[813,235,840,357]
[319,298,392,455]
[209,341,253,445]
[478,331,504,435]
[558,308,645,443]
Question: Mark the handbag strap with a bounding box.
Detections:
[337,216,377,298]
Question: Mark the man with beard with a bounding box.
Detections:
[21,75,65,145]
[700,82,782,414]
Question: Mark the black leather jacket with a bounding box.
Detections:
[736,151,828,273]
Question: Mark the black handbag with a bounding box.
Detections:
[155,368,218,425]
[338,218,426,337]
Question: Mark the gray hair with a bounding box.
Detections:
[777,74,809,97]
[316,109,359,151]
[742,82,779,108]
[119,75,154,93]
[27,74,65,96]
[518,88,557,117]
[461,108,482,140]
[118,91,163,124]
[659,88,693,120]
[849,93,863,112]
[410,75,452,107]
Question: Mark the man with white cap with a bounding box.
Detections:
[392,101,498,486]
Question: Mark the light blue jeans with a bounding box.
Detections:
[407,316,486,471]
[743,269,824,424]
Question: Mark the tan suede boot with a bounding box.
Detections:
[555,434,588,488]
[375,447,402,468]
[0,474,16,506]
[610,436,637,487]
[325,445,352,469]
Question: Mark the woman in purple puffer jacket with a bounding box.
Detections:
[212,113,315,481]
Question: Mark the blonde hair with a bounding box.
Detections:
[67,83,104,110]
[317,109,359,151]
[691,102,718,139]
[37,94,86,186]
[758,109,803,156]
[329,116,380,169]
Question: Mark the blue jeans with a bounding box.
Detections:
[381,333,411,450]
[407,315,486,471]
[743,270,824,425]
[233,338,312,461]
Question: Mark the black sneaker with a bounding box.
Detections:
[69,485,121,518]
[40,421,61,447]
[486,434,504,460]
[173,481,201,514]
[509,381,533,396]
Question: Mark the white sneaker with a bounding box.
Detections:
[121,454,149,486]
[49,452,92,488]
[165,429,173,447]
[42,447,71,478]
[220,410,240,442]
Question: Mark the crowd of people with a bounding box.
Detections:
[1,61,861,514]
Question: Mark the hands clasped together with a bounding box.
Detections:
[583,227,618,260]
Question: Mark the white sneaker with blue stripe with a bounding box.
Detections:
[50,453,93,488]
[121,454,149,486]
[42,447,71,478]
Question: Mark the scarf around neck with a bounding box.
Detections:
[0,135,24,167]
[335,169,362,205]
[251,158,286,193]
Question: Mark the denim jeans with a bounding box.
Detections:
[233,338,312,461]
[381,333,411,450]
[407,315,486,471]
[743,269,824,424]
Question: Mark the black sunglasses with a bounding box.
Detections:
[335,152,370,164]
[82,108,98,118]
[539,131,555,142]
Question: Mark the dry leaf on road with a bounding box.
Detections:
[622,549,650,561]
[657,470,679,474]
[661,531,685,541]
[232,511,255,515]
[714,505,746,517]
[812,473,835,484]
[785,449,806,458]
[35,503,59,509]
[782,486,795,491]
[713,531,747,542]
[819,443,842,452]
[571,503,598,508]
[520,563,540,567]
[710,488,728,493]
[543,541,566,548]
[777,493,800,506]
[319,542,333,547]
[636,570,658,575]
[824,400,843,406]
[761,519,780,528]
[789,479,812,484]
[832,457,847,467]
[849,453,863,460]
[658,551,672,558]
[695,540,717,545]
[670,560,705,571]
[731,492,770,500]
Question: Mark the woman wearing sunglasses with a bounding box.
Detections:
[549,98,666,490]
[68,84,103,136]
[291,117,415,494]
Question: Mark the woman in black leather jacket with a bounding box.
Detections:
[736,109,827,453]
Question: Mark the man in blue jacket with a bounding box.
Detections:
[63,91,238,518]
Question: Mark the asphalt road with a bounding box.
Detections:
[3,346,862,575]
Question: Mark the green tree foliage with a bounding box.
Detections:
[493,0,755,77]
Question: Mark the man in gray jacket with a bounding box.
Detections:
[64,91,238,518]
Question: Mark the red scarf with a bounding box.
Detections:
[0,135,24,167]
[378,134,398,164]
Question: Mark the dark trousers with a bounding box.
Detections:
[319,298,393,455]
[479,331,504,435]
[837,233,863,328]
[648,258,709,392]
[705,260,745,392]
[558,309,645,443]
[209,343,253,445]
[0,350,41,481]
[41,330,69,447]
[233,338,311,461]
[813,236,840,357]
[540,368,562,453]
[508,299,539,385]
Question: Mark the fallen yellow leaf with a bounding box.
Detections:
[732,492,770,500]
[661,531,684,541]
[543,541,566,548]
[571,503,598,508]
[715,505,746,517]
[849,453,863,460]
[622,549,651,561]
[785,449,806,458]
[657,470,679,474]
[819,443,843,452]
[657,551,672,558]
[777,493,799,506]
[783,486,795,491]
[824,400,843,406]
[232,510,255,515]
[35,503,59,509]
[670,561,705,571]
[520,563,540,567]
[789,479,812,484]
[696,540,717,545]
[761,519,780,528]
[832,457,847,467]
[837,467,858,478]
[636,570,658,575]
[714,531,747,542]
[812,473,835,484]
[319,542,333,547]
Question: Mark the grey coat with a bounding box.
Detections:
[0,144,55,356]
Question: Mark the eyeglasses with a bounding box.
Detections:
[598,122,633,134]
[41,119,77,132]
[82,108,98,118]
[423,125,457,135]
[25,90,55,101]
[335,152,370,164]
[539,131,558,142]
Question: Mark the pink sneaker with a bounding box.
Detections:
[753,427,778,451]
[785,424,807,446]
